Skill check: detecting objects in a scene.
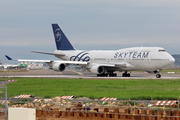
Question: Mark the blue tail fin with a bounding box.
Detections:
[5,55,13,60]
[52,24,75,50]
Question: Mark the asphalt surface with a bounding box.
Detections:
[1,69,180,79]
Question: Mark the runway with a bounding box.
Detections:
[1,69,180,79]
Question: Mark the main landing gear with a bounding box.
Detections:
[97,72,117,77]
[96,71,162,78]
[122,71,131,77]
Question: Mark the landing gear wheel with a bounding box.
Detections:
[97,73,107,77]
[97,72,117,77]
[109,73,117,77]
[122,73,126,77]
[156,74,161,78]
[106,71,117,77]
[114,73,117,77]
[122,72,131,77]
[127,73,130,77]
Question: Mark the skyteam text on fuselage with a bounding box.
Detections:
[5,24,175,78]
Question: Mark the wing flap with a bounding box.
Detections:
[115,63,134,68]
[97,62,134,68]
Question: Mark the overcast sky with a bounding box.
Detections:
[0,0,180,63]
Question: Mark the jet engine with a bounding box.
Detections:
[52,63,66,72]
[89,65,105,74]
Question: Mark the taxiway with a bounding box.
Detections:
[1,69,180,79]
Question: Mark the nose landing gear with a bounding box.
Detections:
[156,74,161,78]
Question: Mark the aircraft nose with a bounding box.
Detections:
[169,56,175,65]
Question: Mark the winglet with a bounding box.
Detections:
[5,55,13,60]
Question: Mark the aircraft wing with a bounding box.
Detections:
[5,55,87,65]
[5,55,51,62]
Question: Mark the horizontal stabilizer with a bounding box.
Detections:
[31,51,65,56]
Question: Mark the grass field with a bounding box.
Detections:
[3,78,180,100]
[161,68,180,73]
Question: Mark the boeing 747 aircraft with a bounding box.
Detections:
[6,24,175,78]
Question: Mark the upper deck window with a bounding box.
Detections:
[158,49,166,52]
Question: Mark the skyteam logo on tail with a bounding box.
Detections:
[70,51,90,62]
[55,28,61,42]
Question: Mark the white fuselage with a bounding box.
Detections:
[53,47,175,72]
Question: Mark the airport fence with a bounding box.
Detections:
[0,87,8,120]
[9,99,180,120]
[35,106,180,120]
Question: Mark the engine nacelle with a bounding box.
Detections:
[52,63,66,72]
[89,65,105,74]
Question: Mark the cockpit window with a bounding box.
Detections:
[158,49,166,52]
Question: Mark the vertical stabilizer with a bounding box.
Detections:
[52,24,75,50]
